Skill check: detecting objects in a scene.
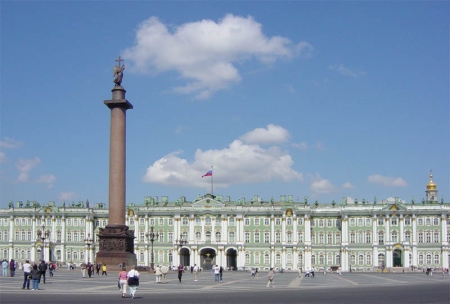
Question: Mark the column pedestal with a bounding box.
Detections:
[96,224,137,269]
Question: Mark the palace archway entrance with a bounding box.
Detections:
[180,248,190,267]
[393,249,402,267]
[199,248,216,270]
[226,248,237,270]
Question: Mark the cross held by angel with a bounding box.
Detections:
[113,56,125,86]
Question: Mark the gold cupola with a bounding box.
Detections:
[426,171,437,191]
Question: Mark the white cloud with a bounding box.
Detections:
[367,174,408,187]
[143,137,303,189]
[329,64,365,78]
[123,14,313,99]
[16,157,41,182]
[342,182,355,189]
[310,175,336,195]
[240,124,290,145]
[59,192,75,201]
[35,174,56,189]
[0,137,22,149]
[0,151,5,163]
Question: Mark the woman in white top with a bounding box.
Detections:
[127,265,140,299]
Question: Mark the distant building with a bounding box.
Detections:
[0,173,448,271]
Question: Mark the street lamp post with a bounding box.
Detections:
[175,234,188,265]
[84,233,94,264]
[146,226,159,271]
[37,224,50,261]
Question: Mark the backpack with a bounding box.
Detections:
[39,263,47,271]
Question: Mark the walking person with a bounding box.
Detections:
[177,263,184,282]
[214,265,220,282]
[81,262,86,278]
[102,264,107,275]
[87,263,94,278]
[161,265,168,284]
[155,265,162,283]
[9,259,15,277]
[48,262,54,277]
[118,267,128,298]
[96,262,101,275]
[267,267,275,287]
[219,265,223,282]
[22,260,32,290]
[2,259,8,277]
[193,264,199,281]
[38,260,47,284]
[127,265,140,299]
[30,264,41,290]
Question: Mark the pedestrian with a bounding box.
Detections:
[102,264,107,275]
[81,262,86,278]
[30,264,41,290]
[267,267,274,287]
[96,262,101,275]
[38,260,47,284]
[250,268,255,278]
[214,265,220,282]
[255,267,258,278]
[48,262,54,277]
[2,259,8,277]
[161,265,168,284]
[219,265,223,282]
[193,264,199,281]
[118,267,127,298]
[22,260,32,290]
[155,265,162,283]
[87,263,94,278]
[177,263,184,282]
[9,259,15,277]
[127,265,140,299]
[298,267,302,277]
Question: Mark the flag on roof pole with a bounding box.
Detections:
[202,169,212,178]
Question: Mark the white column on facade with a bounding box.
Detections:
[386,247,393,268]
[385,215,390,245]
[341,216,348,245]
[8,216,14,259]
[399,214,404,243]
[441,214,447,243]
[189,216,195,242]
[144,215,149,266]
[282,216,286,243]
[222,216,227,243]
[61,217,66,263]
[304,215,311,243]
[372,246,378,268]
[293,215,298,243]
[293,247,298,269]
[412,214,417,243]
[201,217,205,242]
[403,247,410,268]
[372,215,377,246]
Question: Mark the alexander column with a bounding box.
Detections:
[96,56,137,268]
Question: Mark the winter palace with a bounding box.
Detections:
[0,173,448,272]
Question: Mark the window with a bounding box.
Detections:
[319,254,324,265]
[434,254,440,265]
[350,218,355,226]
[366,254,372,266]
[139,251,144,263]
[378,254,385,267]
[319,233,324,244]
[182,232,188,241]
[244,218,250,226]
[215,217,221,225]
[275,218,281,226]
[298,231,303,243]
[229,232,235,243]
[245,253,250,265]
[426,254,431,265]
[287,218,292,225]
[229,218,235,226]
[358,231,363,243]
[391,231,398,243]
[391,217,397,226]
[21,231,25,241]
[298,253,303,267]
[28,231,32,241]
[205,217,211,225]
[366,232,371,243]
[418,232,423,243]
[404,217,411,226]
[254,218,260,226]
[254,252,260,264]
[336,233,341,244]
[433,231,439,243]
[405,231,411,243]
[418,254,424,265]
[365,218,371,226]
[264,232,270,243]
[182,217,188,225]
[425,232,431,243]
[139,218,144,225]
[244,232,250,243]
[74,219,78,226]
[264,218,270,226]
[350,254,356,266]
[358,218,363,226]
[318,219,324,227]
[195,232,201,241]
[168,232,173,243]
[139,231,144,242]
[215,232,221,242]
[447,231,450,242]
[275,231,281,243]
[168,218,173,226]
[311,254,316,265]
[159,233,164,242]
[159,218,164,226]
[129,218,135,226]
[169,252,173,264]
[378,218,383,225]
[254,232,260,243]
[297,218,303,225]
[311,232,315,245]
[350,231,355,244]
[378,231,384,245]
[426,218,431,226]
[275,253,281,265]
[418,218,423,226]
[265,253,270,265]
[80,219,85,226]
[358,254,364,265]
[102,220,107,227]
[327,220,333,227]
[195,217,201,224]
[287,232,292,243]
[433,218,439,226]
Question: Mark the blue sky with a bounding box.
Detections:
[1,1,448,208]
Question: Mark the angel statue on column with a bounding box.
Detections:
[113,61,125,86]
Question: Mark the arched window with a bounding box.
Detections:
[245,253,250,264]
[205,217,211,225]
[275,253,281,265]
[286,253,292,264]
[265,253,270,265]
[215,232,221,242]
[254,252,260,264]
[195,232,201,241]
[287,218,292,225]
[378,253,385,267]
[205,231,211,242]
[228,231,235,242]
[287,231,292,243]
[298,253,303,267]
[358,254,364,265]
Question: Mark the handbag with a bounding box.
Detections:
[127,276,139,286]
[118,280,121,289]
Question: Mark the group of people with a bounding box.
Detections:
[154,264,169,283]
[118,265,140,299]
[20,260,50,290]
[2,259,16,277]
[80,262,107,278]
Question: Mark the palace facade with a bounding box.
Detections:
[0,173,448,272]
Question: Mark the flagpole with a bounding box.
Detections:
[211,166,214,196]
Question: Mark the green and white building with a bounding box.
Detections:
[0,173,448,272]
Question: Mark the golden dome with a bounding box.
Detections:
[427,172,437,190]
